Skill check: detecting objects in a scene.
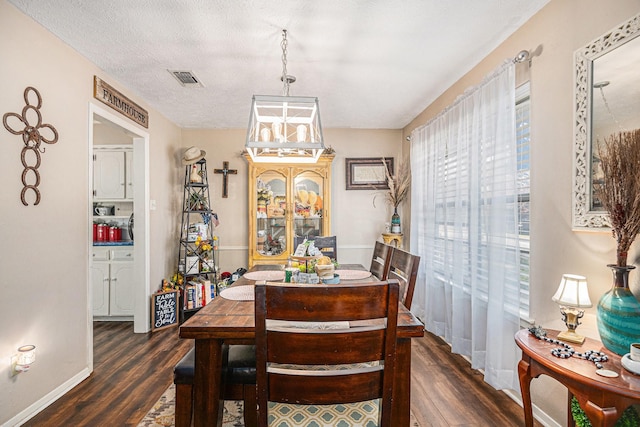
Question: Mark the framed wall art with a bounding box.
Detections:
[345,157,393,190]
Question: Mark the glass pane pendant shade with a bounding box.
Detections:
[246,95,324,163]
[245,29,325,163]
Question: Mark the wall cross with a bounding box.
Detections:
[214,161,237,198]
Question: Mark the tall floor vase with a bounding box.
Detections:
[596,265,640,356]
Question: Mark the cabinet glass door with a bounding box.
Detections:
[293,171,324,239]
[256,170,288,257]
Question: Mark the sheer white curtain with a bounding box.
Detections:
[410,60,521,390]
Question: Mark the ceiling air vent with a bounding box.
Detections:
[169,70,204,88]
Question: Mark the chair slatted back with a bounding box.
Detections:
[255,281,399,427]
[370,241,393,280]
[293,235,337,260]
[387,248,420,309]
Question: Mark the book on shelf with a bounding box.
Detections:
[184,278,216,310]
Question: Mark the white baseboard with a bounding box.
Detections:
[503,389,561,427]
[93,316,133,321]
[3,368,91,427]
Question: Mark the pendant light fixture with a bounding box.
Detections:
[245,30,325,163]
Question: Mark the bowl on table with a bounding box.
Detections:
[322,274,340,284]
[315,264,335,278]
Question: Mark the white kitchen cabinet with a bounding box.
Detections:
[93,147,133,200]
[109,262,134,315]
[92,247,134,318]
[91,262,110,316]
[125,150,133,199]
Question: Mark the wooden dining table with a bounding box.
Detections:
[179,264,425,427]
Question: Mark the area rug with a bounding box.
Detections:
[137,384,244,427]
[137,384,380,427]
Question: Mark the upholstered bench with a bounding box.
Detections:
[173,344,257,427]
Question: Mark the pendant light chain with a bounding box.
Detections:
[281,29,290,96]
[596,84,624,132]
[245,28,325,163]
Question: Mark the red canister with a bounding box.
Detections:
[96,224,107,242]
[93,223,97,242]
[108,226,117,242]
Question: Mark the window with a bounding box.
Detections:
[516,82,531,320]
[410,61,523,389]
[427,84,531,319]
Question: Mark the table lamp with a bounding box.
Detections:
[552,274,592,344]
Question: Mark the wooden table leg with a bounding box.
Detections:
[583,401,620,427]
[518,357,534,427]
[391,338,412,426]
[193,339,225,427]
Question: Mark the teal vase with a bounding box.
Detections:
[596,265,640,356]
[390,207,401,234]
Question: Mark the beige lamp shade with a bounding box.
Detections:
[552,274,592,308]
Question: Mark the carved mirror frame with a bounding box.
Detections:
[573,13,640,229]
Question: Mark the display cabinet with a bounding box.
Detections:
[245,153,334,267]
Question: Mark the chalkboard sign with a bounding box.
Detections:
[151,290,179,331]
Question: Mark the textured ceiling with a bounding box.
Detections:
[8,0,549,129]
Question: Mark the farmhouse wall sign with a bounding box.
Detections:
[94,76,149,129]
[3,86,59,206]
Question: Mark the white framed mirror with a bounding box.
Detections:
[573,13,640,229]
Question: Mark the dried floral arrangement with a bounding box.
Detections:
[374,157,411,208]
[594,129,640,266]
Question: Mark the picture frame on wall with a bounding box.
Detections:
[345,157,393,190]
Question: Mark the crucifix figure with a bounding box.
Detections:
[214,161,237,198]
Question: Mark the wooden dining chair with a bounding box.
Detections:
[254,280,399,427]
[386,248,420,309]
[293,235,338,260]
[173,344,257,427]
[370,241,393,280]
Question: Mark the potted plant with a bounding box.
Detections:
[571,396,639,427]
[189,192,207,211]
[594,129,640,355]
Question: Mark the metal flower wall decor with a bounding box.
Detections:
[3,86,59,205]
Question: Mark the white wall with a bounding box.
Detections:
[0,1,181,424]
[404,0,640,423]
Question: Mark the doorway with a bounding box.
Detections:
[88,102,150,368]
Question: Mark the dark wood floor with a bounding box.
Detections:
[410,332,541,426]
[24,321,539,426]
[23,322,192,427]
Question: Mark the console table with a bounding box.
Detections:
[515,328,640,427]
[382,232,403,248]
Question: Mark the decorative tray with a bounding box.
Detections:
[290,255,322,261]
